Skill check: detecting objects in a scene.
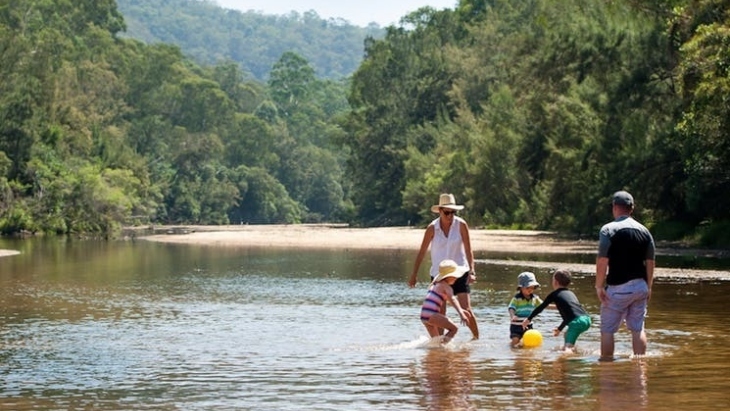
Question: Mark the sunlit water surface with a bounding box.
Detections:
[0,238,729,410]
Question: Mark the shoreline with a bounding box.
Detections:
[135,224,593,253]
[2,225,727,280]
[133,224,730,281]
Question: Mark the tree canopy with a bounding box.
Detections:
[1,0,729,246]
[343,0,730,245]
[116,0,384,80]
[0,0,352,236]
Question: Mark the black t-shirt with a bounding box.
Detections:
[598,216,655,285]
[527,288,588,330]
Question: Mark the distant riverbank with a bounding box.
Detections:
[132,224,594,253]
[131,224,730,281]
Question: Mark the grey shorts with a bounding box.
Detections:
[600,278,649,333]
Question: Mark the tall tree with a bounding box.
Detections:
[674,0,730,224]
[345,8,459,225]
[268,51,316,119]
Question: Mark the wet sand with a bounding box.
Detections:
[135,224,730,281]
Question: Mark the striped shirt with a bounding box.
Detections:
[421,287,447,321]
[508,292,543,324]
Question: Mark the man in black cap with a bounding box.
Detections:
[595,190,655,361]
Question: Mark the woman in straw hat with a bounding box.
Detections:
[408,193,479,339]
[420,260,473,343]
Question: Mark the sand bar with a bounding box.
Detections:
[135,224,730,281]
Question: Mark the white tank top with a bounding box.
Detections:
[429,216,468,278]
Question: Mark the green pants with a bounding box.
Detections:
[564,315,592,345]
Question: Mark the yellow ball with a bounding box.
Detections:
[522,329,543,348]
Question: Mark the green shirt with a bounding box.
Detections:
[508,292,543,322]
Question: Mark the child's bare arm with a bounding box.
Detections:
[449,295,470,323]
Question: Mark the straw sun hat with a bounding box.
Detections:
[432,259,470,283]
[430,193,465,213]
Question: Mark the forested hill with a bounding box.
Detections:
[1,0,356,237]
[342,0,730,246]
[2,0,730,247]
[116,0,384,80]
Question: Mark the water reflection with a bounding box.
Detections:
[419,347,475,411]
[596,360,648,411]
[544,357,594,407]
[512,354,545,382]
[0,240,729,410]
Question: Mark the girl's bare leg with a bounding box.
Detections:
[426,314,457,342]
[443,328,458,344]
[437,301,446,335]
[424,323,441,338]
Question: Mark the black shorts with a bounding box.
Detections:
[451,271,471,295]
[510,323,532,339]
[430,271,471,295]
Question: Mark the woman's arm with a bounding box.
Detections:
[460,221,476,282]
[408,225,434,288]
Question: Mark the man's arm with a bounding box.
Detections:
[645,258,655,300]
[596,256,609,303]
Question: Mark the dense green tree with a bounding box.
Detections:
[222,113,279,170]
[344,0,714,238]
[268,52,316,119]
[2,0,730,247]
[345,8,460,225]
[230,165,302,224]
[674,0,730,222]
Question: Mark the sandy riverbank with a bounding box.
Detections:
[136,224,594,253]
[135,224,730,281]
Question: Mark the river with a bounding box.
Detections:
[0,237,728,410]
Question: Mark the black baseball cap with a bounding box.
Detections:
[612,190,634,206]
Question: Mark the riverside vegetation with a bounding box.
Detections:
[1,0,729,248]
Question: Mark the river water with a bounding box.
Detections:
[0,237,729,410]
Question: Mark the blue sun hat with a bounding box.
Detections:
[517,272,540,290]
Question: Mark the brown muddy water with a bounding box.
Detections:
[0,237,728,410]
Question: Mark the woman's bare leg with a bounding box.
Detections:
[457,292,479,339]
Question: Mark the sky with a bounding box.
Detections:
[214,0,459,27]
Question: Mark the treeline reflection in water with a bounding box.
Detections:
[0,239,728,410]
